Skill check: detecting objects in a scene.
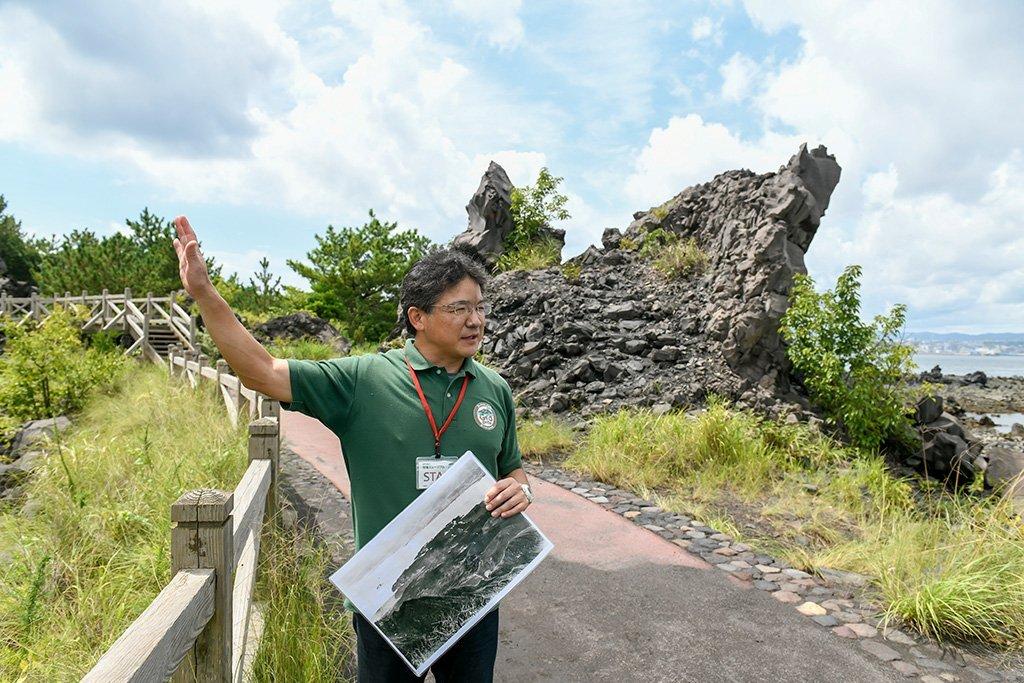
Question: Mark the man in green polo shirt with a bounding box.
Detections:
[172,216,533,683]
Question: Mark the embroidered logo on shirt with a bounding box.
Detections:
[473,401,497,430]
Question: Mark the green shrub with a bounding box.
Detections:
[780,265,916,451]
[287,210,431,343]
[505,168,570,255]
[0,307,129,421]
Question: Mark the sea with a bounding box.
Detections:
[912,353,1024,378]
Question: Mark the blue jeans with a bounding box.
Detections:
[352,608,499,682]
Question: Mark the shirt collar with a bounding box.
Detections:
[404,338,478,378]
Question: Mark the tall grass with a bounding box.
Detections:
[565,401,1024,648]
[0,365,249,679]
[496,238,561,272]
[250,525,354,681]
[265,338,380,361]
[517,417,576,459]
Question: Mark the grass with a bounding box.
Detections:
[250,524,354,682]
[650,236,708,279]
[517,416,576,459]
[0,364,354,679]
[561,399,1024,649]
[496,238,562,272]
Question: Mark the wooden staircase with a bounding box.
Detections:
[0,289,199,362]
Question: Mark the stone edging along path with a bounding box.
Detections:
[521,459,1024,683]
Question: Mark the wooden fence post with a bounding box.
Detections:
[168,345,178,379]
[142,292,152,357]
[30,292,39,321]
[101,288,109,325]
[197,354,208,386]
[123,287,132,335]
[248,418,280,517]
[171,489,234,682]
[189,315,198,352]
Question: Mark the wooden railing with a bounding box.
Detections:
[0,289,199,361]
[83,349,280,682]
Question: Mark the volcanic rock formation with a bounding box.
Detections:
[481,144,841,418]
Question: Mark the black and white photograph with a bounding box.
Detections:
[329,451,553,676]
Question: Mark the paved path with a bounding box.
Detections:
[281,409,901,682]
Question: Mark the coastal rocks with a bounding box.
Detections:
[908,397,978,488]
[483,144,841,416]
[254,312,352,355]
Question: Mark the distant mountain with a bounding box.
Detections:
[906,332,1024,342]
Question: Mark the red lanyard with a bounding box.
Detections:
[405,358,470,457]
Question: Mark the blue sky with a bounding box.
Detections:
[1,0,1021,333]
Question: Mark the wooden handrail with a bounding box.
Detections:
[82,569,215,682]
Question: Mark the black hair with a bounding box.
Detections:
[397,245,490,336]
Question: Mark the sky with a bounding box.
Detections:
[0,0,1021,334]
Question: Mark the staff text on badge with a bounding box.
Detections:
[415,456,459,490]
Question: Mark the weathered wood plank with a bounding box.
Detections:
[231,524,261,683]
[200,365,218,381]
[82,569,215,683]
[231,460,271,559]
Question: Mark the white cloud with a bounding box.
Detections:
[449,0,524,50]
[625,113,802,207]
[690,15,723,44]
[861,165,898,206]
[719,52,759,101]
[0,0,570,248]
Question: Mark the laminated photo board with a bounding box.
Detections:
[329,451,553,676]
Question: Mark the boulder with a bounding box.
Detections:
[963,370,988,386]
[920,431,976,488]
[984,446,1024,491]
[254,313,352,355]
[11,416,72,454]
[914,395,943,424]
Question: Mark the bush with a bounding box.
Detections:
[0,307,129,421]
[287,210,431,343]
[780,265,916,451]
[497,168,570,272]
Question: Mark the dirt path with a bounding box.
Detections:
[280,409,902,682]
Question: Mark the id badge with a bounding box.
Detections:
[415,456,458,490]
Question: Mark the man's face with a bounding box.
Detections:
[418,276,486,358]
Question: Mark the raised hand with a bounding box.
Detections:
[172,216,214,300]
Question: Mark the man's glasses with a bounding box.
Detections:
[433,301,491,318]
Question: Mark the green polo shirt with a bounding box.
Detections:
[281,339,522,610]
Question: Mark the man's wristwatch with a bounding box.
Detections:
[520,483,534,504]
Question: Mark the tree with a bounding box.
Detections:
[0,195,43,285]
[287,210,432,342]
[32,208,220,295]
[779,265,916,451]
[213,257,289,317]
[497,168,571,271]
